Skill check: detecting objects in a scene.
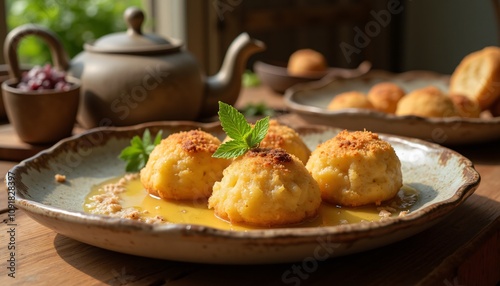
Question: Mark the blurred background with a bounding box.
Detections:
[0,0,498,75]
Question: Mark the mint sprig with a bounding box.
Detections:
[119,129,163,172]
[212,101,270,159]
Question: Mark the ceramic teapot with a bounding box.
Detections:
[4,7,265,128]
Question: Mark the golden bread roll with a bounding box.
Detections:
[208,148,321,227]
[287,49,328,76]
[306,130,402,207]
[140,130,230,200]
[449,93,481,118]
[395,86,458,117]
[259,120,311,164]
[449,46,500,110]
[327,91,374,111]
[367,82,406,113]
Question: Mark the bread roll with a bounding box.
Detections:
[287,49,328,76]
[449,46,500,110]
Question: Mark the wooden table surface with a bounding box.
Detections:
[1,86,499,285]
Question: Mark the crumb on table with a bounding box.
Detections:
[55,174,66,183]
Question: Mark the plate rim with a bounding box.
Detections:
[10,121,481,243]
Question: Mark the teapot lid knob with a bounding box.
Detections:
[125,6,144,35]
[85,6,183,54]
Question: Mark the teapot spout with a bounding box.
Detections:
[201,33,265,118]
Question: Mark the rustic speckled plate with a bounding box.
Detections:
[284,70,500,145]
[8,121,480,264]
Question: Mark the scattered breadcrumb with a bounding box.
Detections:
[55,174,66,183]
[399,210,409,217]
[85,173,166,224]
[377,206,411,219]
[378,209,392,218]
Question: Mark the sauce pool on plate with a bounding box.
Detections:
[84,175,419,231]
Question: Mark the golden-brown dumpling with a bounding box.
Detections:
[395,86,458,117]
[327,91,374,111]
[140,130,230,200]
[258,120,311,164]
[306,130,402,207]
[449,93,481,118]
[367,82,405,113]
[209,148,321,227]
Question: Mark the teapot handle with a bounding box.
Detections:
[3,24,70,81]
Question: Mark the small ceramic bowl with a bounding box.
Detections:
[254,60,371,93]
[1,76,80,144]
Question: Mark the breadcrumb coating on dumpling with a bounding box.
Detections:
[367,82,405,114]
[258,120,311,164]
[306,130,402,207]
[208,148,321,227]
[327,91,374,111]
[140,130,230,200]
[395,86,458,117]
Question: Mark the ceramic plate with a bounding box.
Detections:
[9,121,479,264]
[284,70,500,145]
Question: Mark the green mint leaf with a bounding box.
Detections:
[119,129,163,172]
[124,155,144,173]
[242,70,261,88]
[212,140,250,159]
[119,146,143,160]
[153,130,163,145]
[130,135,143,148]
[218,101,251,141]
[247,116,270,147]
[241,102,275,117]
[142,129,152,146]
[213,102,270,159]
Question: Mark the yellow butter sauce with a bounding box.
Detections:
[84,176,419,231]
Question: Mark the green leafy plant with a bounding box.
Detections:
[242,70,261,87]
[212,101,270,159]
[119,129,163,172]
[6,0,143,65]
[240,102,275,117]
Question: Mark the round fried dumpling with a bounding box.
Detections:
[140,130,230,200]
[306,130,402,207]
[327,91,373,111]
[208,148,321,227]
[367,82,405,113]
[449,93,481,118]
[259,120,311,164]
[395,86,458,117]
[490,97,500,117]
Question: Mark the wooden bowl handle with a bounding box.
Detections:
[3,24,70,81]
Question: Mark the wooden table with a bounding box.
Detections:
[1,86,499,285]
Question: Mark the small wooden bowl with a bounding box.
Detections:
[0,64,31,120]
[1,77,80,144]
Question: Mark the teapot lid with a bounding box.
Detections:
[84,7,181,54]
